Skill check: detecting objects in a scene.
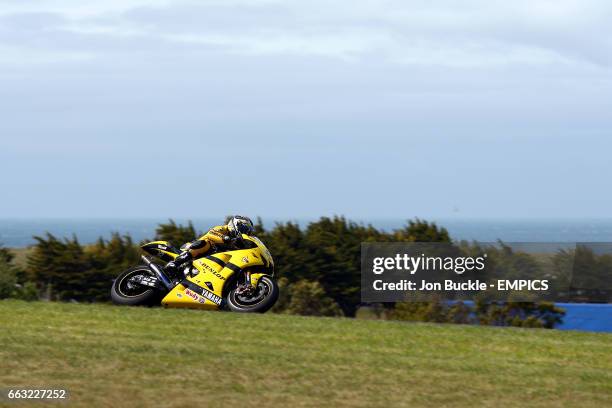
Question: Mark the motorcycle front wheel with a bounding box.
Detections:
[226,276,279,313]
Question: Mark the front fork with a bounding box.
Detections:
[235,270,255,296]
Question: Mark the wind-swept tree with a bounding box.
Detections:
[154,219,198,247]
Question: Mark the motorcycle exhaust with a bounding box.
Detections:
[141,255,173,290]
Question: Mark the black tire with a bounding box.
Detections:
[111,265,160,306]
[226,276,279,313]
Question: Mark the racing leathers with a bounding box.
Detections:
[165,225,238,274]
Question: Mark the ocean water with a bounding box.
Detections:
[2,218,612,248]
[0,218,218,248]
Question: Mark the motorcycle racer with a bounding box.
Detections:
[165,215,255,275]
[111,214,278,312]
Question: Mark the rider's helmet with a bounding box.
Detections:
[227,215,255,236]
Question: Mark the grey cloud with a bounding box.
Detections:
[123,3,296,33]
[0,12,66,30]
[3,1,612,69]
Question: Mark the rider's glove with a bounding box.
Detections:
[223,235,237,244]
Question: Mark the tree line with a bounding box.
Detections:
[0,216,587,328]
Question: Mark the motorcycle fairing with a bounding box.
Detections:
[160,235,274,309]
[141,241,179,262]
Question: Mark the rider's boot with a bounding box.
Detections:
[165,251,192,280]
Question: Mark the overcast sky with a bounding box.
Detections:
[1,0,611,220]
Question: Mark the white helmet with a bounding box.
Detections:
[228,215,254,236]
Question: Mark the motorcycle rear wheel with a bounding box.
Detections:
[111,266,160,306]
[226,276,279,313]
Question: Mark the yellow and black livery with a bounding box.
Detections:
[113,233,278,313]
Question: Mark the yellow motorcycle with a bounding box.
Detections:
[110,234,279,313]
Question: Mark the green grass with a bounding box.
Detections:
[0,301,610,407]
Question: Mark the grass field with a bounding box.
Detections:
[0,300,610,407]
